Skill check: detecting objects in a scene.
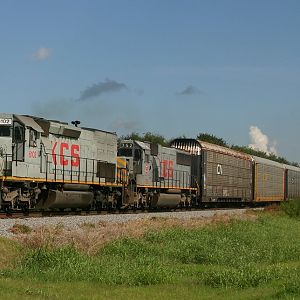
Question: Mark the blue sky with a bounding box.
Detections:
[0,0,299,162]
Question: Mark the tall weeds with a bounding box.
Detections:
[281,199,300,218]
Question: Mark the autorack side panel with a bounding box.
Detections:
[284,164,300,199]
[253,156,285,201]
[201,142,253,202]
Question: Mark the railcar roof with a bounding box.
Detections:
[252,155,285,168]
[199,141,252,160]
[283,164,300,172]
[171,138,252,160]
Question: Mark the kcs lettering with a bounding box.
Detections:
[162,160,174,178]
[51,141,80,167]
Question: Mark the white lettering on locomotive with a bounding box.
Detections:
[0,118,12,125]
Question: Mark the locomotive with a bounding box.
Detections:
[0,113,124,210]
[0,113,299,211]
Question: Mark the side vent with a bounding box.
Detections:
[97,162,116,183]
[176,152,192,166]
[150,143,158,156]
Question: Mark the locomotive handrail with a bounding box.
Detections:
[42,152,126,185]
[0,153,13,177]
[152,166,191,189]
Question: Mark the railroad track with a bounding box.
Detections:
[0,204,261,219]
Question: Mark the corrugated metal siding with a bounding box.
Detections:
[203,150,252,201]
[287,169,300,199]
[254,163,284,201]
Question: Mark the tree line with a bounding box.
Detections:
[120,132,299,167]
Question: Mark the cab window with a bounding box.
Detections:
[145,154,150,163]
[134,149,142,160]
[13,122,24,142]
[118,148,133,157]
[29,129,37,147]
[0,126,11,137]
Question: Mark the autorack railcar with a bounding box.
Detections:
[284,164,300,200]
[171,138,300,203]
[252,156,285,202]
[170,138,253,203]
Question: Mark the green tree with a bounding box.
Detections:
[197,133,228,147]
[143,132,169,146]
[121,132,143,141]
[120,132,169,147]
[231,145,292,165]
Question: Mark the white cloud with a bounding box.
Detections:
[249,126,277,155]
[33,47,53,61]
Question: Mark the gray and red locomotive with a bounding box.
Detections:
[0,113,299,211]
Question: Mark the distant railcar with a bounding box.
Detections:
[252,156,285,202]
[283,164,300,200]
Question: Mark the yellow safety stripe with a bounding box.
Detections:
[255,196,284,201]
[117,157,127,168]
[116,158,128,182]
[0,176,124,187]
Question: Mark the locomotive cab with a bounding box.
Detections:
[118,140,153,183]
[0,114,44,209]
[0,114,13,177]
[0,114,41,176]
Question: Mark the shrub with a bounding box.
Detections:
[281,199,300,218]
[10,224,32,234]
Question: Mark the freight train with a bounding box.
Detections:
[0,113,299,211]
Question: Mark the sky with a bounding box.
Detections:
[0,0,300,162]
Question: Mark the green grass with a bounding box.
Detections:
[0,277,294,300]
[1,210,300,299]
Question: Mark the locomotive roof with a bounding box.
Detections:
[15,115,44,132]
[171,138,252,160]
[81,127,116,135]
[22,115,116,136]
[134,140,151,150]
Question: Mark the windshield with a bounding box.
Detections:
[0,126,11,137]
[118,148,133,157]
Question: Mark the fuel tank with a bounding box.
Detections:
[151,189,182,208]
[37,189,93,209]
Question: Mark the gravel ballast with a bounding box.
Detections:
[0,208,257,238]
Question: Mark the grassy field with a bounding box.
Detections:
[0,202,300,299]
